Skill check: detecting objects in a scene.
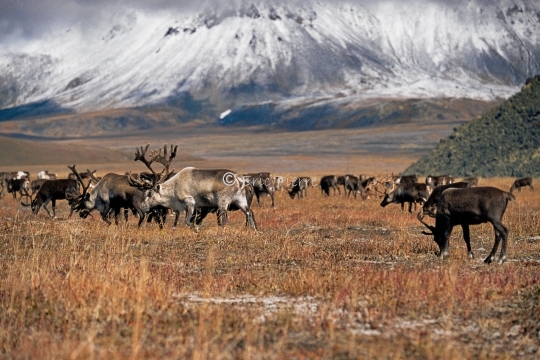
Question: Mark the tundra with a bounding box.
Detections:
[509,177,533,193]
[380,183,432,212]
[417,187,514,263]
[127,144,256,230]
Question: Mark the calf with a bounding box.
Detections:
[380,183,432,212]
[510,177,533,193]
[418,187,515,263]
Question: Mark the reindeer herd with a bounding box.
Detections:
[0,144,535,264]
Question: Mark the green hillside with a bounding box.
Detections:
[405,76,540,177]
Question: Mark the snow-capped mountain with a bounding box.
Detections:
[1,0,540,118]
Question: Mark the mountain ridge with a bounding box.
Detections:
[1,0,539,123]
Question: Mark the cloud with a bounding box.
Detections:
[0,0,482,44]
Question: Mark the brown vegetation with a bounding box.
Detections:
[0,176,539,359]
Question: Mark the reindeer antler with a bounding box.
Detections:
[67,165,91,209]
[20,187,34,207]
[417,212,436,235]
[130,144,177,188]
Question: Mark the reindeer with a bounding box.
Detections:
[320,175,341,196]
[417,187,514,264]
[21,179,80,218]
[421,182,472,217]
[287,177,312,199]
[127,144,256,230]
[37,170,57,180]
[67,166,146,226]
[396,174,418,184]
[344,175,363,199]
[189,184,256,227]
[425,175,454,187]
[243,172,276,207]
[6,178,30,199]
[380,183,432,212]
[510,177,533,193]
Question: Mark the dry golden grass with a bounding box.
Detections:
[0,177,539,359]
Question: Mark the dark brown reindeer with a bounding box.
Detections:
[417,187,515,264]
[21,179,80,218]
[127,144,256,230]
[6,178,30,199]
[421,181,472,217]
[320,175,341,196]
[67,165,146,226]
[510,177,533,193]
[380,183,432,212]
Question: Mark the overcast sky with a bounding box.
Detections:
[0,0,483,44]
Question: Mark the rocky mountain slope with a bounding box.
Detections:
[1,0,539,128]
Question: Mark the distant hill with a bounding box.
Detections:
[405,76,540,177]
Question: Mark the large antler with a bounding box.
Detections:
[417,212,436,235]
[129,144,177,188]
[20,187,34,207]
[67,165,91,210]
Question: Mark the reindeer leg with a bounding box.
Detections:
[486,220,508,264]
[51,199,57,219]
[439,219,452,259]
[484,220,503,264]
[41,199,53,218]
[183,198,197,230]
[100,205,112,225]
[173,210,180,228]
[461,224,474,259]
